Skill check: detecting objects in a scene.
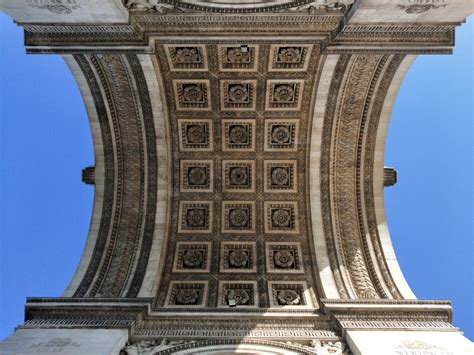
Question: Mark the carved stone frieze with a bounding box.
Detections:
[319,54,409,300]
[123,0,355,14]
[71,54,157,298]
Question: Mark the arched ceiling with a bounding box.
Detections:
[7,0,471,345]
[62,47,412,307]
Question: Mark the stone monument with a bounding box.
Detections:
[0,0,472,354]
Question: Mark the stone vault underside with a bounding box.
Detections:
[64,48,409,306]
[9,0,470,348]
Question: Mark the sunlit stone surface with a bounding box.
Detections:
[0,1,472,354]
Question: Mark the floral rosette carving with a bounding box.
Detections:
[228,250,249,268]
[278,47,302,63]
[274,250,295,268]
[272,209,291,227]
[271,167,290,186]
[187,167,207,186]
[186,125,206,144]
[229,126,249,144]
[227,290,250,305]
[272,84,295,102]
[186,209,206,227]
[182,250,203,268]
[228,84,249,103]
[183,84,204,103]
[277,289,301,305]
[271,126,291,144]
[226,47,250,63]
[176,289,199,305]
[230,167,249,185]
[175,47,200,63]
[229,209,249,228]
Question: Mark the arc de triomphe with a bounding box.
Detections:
[0,1,472,354]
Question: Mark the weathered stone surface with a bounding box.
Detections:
[0,1,473,354]
[0,329,128,355]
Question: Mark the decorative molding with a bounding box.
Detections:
[123,0,355,14]
[71,54,157,298]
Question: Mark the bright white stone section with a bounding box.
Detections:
[62,55,105,297]
[0,0,127,24]
[346,330,474,355]
[372,55,417,300]
[137,54,170,297]
[350,0,474,23]
[0,328,128,355]
[309,55,341,299]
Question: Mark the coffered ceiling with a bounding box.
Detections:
[153,42,322,309]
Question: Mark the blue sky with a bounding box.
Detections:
[0,12,472,342]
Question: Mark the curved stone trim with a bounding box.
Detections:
[359,54,405,300]
[309,54,342,299]
[69,54,157,298]
[125,54,159,297]
[320,53,415,300]
[136,54,170,297]
[152,339,319,354]
[62,55,106,297]
[320,54,352,299]
[371,55,417,299]
[70,54,117,298]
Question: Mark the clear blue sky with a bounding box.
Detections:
[0,12,472,342]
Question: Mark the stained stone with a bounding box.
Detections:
[0,1,473,354]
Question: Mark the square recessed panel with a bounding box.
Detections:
[265,80,305,111]
[264,201,299,234]
[164,44,208,71]
[264,160,297,193]
[173,241,212,273]
[222,119,256,152]
[222,201,256,234]
[178,119,214,152]
[264,119,299,152]
[218,45,258,71]
[265,242,304,274]
[178,201,213,234]
[268,281,314,308]
[220,241,257,273]
[180,160,214,192]
[165,281,208,308]
[220,80,257,111]
[268,44,313,72]
[218,281,259,308]
[173,80,211,111]
[222,160,255,193]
